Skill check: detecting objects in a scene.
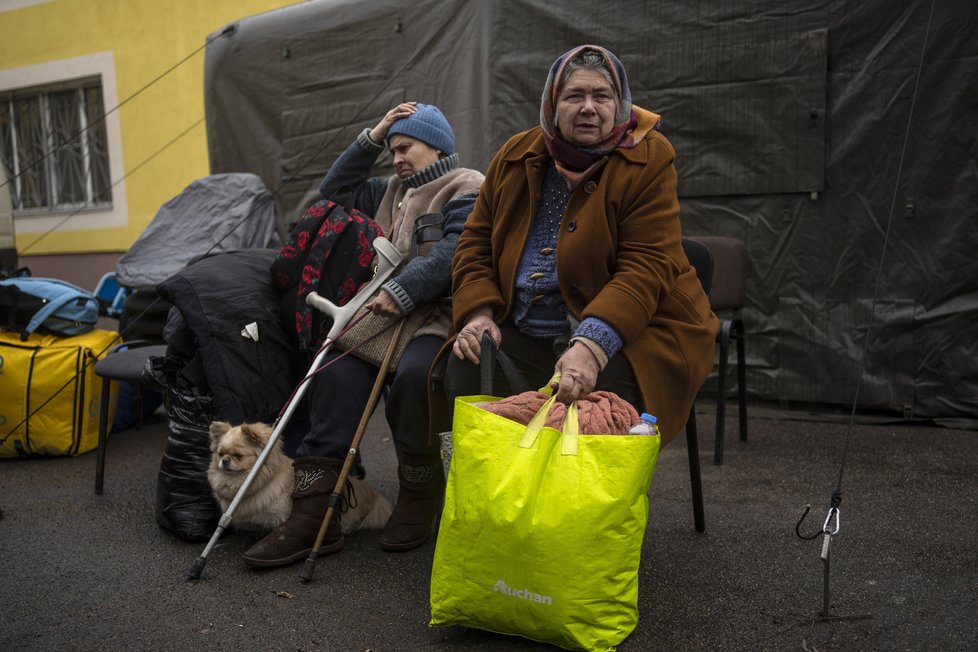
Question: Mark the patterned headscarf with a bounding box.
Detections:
[540,45,655,188]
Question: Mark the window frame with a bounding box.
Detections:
[1,77,113,213]
[0,52,128,234]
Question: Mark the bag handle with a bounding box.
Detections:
[479,331,531,395]
[518,371,580,456]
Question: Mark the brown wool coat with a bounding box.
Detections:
[442,122,717,443]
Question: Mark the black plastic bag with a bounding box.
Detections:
[148,356,221,541]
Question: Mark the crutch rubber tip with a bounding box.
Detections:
[298,556,317,583]
[186,557,206,581]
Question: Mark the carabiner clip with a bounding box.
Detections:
[822,506,840,536]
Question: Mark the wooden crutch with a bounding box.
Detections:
[299,317,407,582]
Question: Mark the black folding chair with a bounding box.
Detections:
[692,236,749,465]
[680,237,714,533]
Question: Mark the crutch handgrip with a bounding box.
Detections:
[305,236,402,326]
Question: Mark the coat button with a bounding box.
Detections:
[566,221,576,232]
[531,294,545,304]
[569,284,581,294]
[540,247,554,255]
[583,181,597,193]
[529,272,544,280]
[397,201,403,209]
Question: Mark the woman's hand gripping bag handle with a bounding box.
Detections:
[519,371,580,455]
[430,371,661,652]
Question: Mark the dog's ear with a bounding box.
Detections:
[209,421,232,441]
[240,423,271,447]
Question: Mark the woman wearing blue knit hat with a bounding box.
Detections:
[243,102,484,568]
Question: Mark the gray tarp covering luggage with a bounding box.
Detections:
[202,0,978,426]
[116,173,280,289]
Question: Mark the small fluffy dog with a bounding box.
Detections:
[208,421,392,534]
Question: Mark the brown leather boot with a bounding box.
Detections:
[242,456,344,568]
[379,451,445,552]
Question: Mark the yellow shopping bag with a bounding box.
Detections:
[430,377,661,652]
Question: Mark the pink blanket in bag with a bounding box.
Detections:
[479,390,640,435]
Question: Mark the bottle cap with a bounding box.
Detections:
[640,413,657,424]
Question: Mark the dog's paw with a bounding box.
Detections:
[342,478,393,534]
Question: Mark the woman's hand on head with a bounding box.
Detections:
[365,290,403,319]
[369,102,418,143]
[552,341,600,404]
[452,310,501,364]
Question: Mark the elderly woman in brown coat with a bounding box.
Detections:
[444,44,717,443]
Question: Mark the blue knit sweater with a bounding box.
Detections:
[514,163,623,359]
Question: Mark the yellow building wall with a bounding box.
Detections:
[0,0,300,255]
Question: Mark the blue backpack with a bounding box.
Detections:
[0,275,100,340]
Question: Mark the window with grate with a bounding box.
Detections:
[0,78,112,213]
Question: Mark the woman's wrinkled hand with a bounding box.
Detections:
[369,102,418,143]
[452,311,501,364]
[365,291,403,319]
[552,342,600,404]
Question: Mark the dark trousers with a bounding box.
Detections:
[299,335,443,459]
[443,320,641,419]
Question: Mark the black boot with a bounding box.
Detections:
[380,451,445,552]
[242,456,344,568]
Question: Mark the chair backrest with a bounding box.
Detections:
[682,237,714,298]
[690,235,747,311]
[93,272,129,318]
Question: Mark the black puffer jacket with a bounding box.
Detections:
[157,249,305,424]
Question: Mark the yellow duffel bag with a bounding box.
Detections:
[0,329,120,457]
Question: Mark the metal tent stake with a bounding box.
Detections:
[797,505,872,623]
[820,531,833,619]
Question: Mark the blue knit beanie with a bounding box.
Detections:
[386,103,456,156]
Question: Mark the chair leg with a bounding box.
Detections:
[95,377,111,495]
[734,314,748,442]
[686,407,705,533]
[714,320,732,465]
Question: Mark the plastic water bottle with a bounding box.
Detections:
[629,413,659,436]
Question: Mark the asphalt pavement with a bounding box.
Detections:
[2,404,976,651]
